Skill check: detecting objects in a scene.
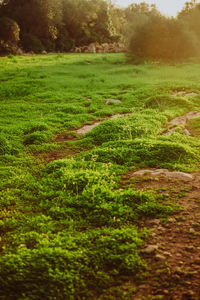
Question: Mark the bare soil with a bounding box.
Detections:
[121,170,200,300]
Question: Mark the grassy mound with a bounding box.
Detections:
[0,54,200,299]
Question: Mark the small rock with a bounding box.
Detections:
[150,219,161,225]
[105,98,121,105]
[151,169,166,176]
[157,226,165,231]
[165,171,193,182]
[143,245,159,254]
[163,251,172,257]
[138,284,149,289]
[168,217,176,223]
[185,92,198,97]
[171,91,185,97]
[176,253,182,257]
[133,169,153,176]
[155,254,166,261]
[184,128,191,136]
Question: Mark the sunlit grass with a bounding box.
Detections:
[0,53,200,299]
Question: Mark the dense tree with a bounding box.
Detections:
[1,0,200,59]
[0,16,20,54]
[127,1,200,60]
[0,0,119,53]
[0,16,19,43]
[62,0,119,46]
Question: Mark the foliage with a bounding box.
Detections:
[0,16,20,54]
[0,16,20,44]
[84,111,166,144]
[21,33,45,53]
[0,0,120,53]
[128,13,200,60]
[0,227,145,300]
[0,53,200,299]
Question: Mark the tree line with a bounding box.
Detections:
[0,0,200,60]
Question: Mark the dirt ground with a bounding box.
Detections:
[121,170,200,300]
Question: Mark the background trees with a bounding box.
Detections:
[0,0,200,60]
[0,0,120,54]
[127,1,200,60]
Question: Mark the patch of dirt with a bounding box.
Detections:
[163,111,200,136]
[35,148,81,164]
[76,122,101,134]
[36,113,133,163]
[76,113,131,135]
[121,169,200,300]
[55,133,77,142]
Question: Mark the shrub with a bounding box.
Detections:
[0,17,20,45]
[0,228,145,300]
[80,138,198,168]
[21,33,44,53]
[85,112,166,145]
[24,132,49,145]
[56,29,74,52]
[23,123,49,135]
[128,14,200,60]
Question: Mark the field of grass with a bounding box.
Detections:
[0,53,200,299]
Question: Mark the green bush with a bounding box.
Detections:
[24,131,50,145]
[23,123,49,134]
[0,17,20,44]
[0,227,145,300]
[85,112,166,145]
[80,138,198,168]
[61,105,86,114]
[22,34,44,53]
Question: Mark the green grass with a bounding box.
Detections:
[0,53,200,299]
[187,116,200,136]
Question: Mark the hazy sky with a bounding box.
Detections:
[115,0,194,16]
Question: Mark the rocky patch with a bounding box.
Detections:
[73,42,126,53]
[105,98,121,105]
[121,170,200,299]
[164,111,200,136]
[76,113,130,134]
[171,91,198,98]
[133,169,194,182]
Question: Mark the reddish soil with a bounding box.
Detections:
[121,170,200,300]
[37,148,81,164]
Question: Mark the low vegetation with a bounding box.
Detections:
[0,53,200,299]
